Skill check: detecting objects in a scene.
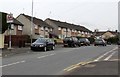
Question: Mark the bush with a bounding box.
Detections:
[107,36,119,44]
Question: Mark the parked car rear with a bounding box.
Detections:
[31,38,55,51]
[78,38,90,46]
[94,39,107,46]
[63,37,81,47]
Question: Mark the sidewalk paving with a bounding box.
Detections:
[1,47,30,57]
[0,44,63,58]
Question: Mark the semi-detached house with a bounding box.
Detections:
[16,14,53,39]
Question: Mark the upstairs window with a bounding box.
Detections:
[18,25,22,30]
[35,25,38,29]
[58,27,61,30]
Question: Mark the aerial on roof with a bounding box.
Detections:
[46,18,92,33]
[18,14,53,28]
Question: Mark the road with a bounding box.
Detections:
[1,45,118,75]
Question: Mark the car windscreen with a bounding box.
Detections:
[79,38,86,41]
[34,38,46,43]
[64,37,72,40]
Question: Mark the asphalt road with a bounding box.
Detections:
[1,45,118,75]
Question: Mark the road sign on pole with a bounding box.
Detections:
[7,13,13,23]
[7,13,13,50]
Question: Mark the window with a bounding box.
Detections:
[35,25,38,29]
[45,27,48,30]
[50,28,52,31]
[72,29,74,32]
[67,29,70,32]
[63,28,66,32]
[58,27,61,30]
[41,27,44,31]
[18,25,22,30]
[11,24,14,29]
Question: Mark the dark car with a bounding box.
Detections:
[78,38,90,46]
[94,39,107,46]
[31,38,55,51]
[63,37,81,47]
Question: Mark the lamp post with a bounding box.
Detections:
[31,0,33,44]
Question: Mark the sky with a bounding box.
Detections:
[0,0,119,31]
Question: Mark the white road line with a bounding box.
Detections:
[0,60,26,68]
[104,51,117,61]
[37,53,55,59]
[94,47,117,61]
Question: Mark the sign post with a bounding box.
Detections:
[7,13,13,49]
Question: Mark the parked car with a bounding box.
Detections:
[31,38,55,51]
[63,37,81,47]
[78,38,90,46]
[94,39,107,46]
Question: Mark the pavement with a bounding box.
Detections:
[0,44,63,58]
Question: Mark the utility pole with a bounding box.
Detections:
[31,0,33,44]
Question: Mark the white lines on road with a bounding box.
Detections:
[104,51,117,61]
[37,53,56,59]
[94,47,118,61]
[0,60,26,68]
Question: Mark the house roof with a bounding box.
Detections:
[11,18,24,26]
[20,14,53,28]
[94,31,118,36]
[45,18,92,32]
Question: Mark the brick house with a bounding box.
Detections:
[4,18,24,35]
[16,14,53,39]
[45,18,92,39]
[94,30,118,39]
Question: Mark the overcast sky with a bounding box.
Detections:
[0,0,119,31]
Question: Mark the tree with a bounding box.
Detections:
[0,12,8,34]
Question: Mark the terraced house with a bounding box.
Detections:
[16,14,53,39]
[45,18,92,39]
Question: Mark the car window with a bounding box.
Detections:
[35,38,46,43]
[64,37,72,40]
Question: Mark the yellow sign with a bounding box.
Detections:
[0,34,4,48]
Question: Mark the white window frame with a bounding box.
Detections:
[34,25,38,29]
[11,24,14,29]
[41,27,44,31]
[18,25,22,30]
[50,28,53,31]
[58,27,61,30]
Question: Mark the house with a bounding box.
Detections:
[94,30,118,39]
[45,18,92,39]
[16,14,53,39]
[4,18,24,35]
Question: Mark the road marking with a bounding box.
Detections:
[63,61,94,72]
[94,47,117,61]
[104,51,117,61]
[37,53,55,59]
[0,60,26,68]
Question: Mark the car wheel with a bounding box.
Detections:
[78,44,81,47]
[52,45,55,50]
[44,47,47,52]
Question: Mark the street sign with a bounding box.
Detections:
[7,13,13,23]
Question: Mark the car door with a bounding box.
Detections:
[46,39,53,49]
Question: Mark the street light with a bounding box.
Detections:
[31,0,33,44]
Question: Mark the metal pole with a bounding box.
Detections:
[31,0,33,44]
[9,23,11,49]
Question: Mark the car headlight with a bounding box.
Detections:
[39,44,44,47]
